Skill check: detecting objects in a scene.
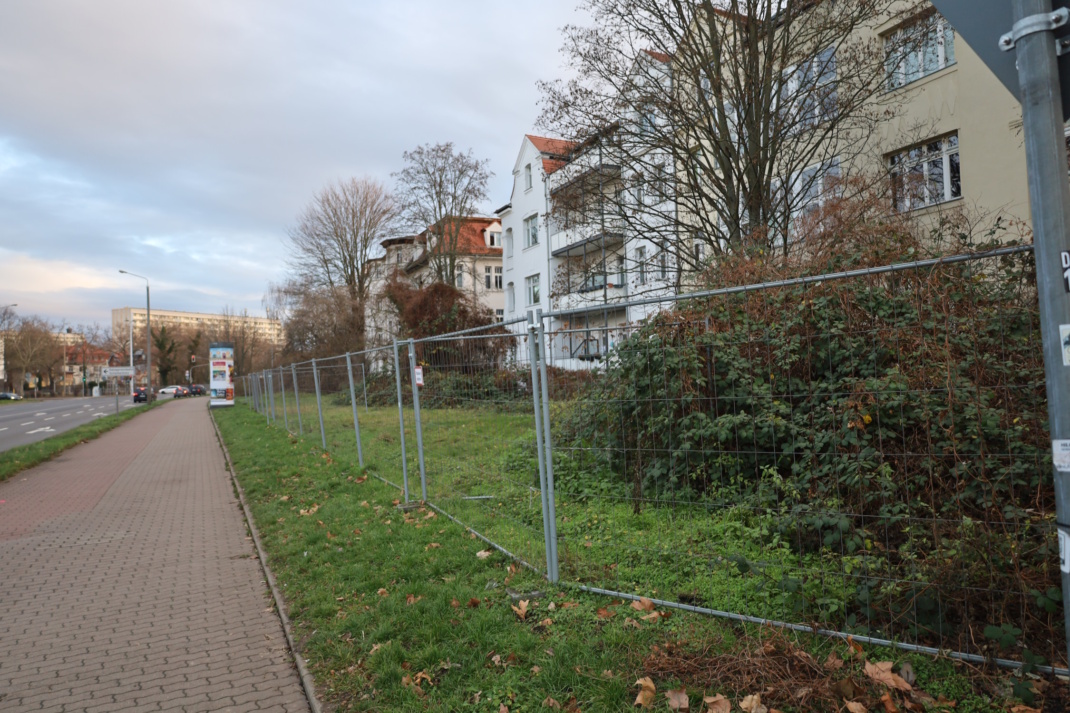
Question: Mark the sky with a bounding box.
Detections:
[0,0,582,330]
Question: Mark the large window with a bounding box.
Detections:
[523,215,539,248]
[524,164,533,191]
[890,134,961,212]
[485,266,503,290]
[505,228,513,258]
[525,274,541,305]
[782,47,837,131]
[795,159,841,219]
[506,283,515,312]
[636,246,647,285]
[886,15,956,90]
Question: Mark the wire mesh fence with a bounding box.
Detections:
[237,245,1064,671]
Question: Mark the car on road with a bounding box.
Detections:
[188,384,206,396]
[158,386,184,397]
[133,387,151,403]
[178,386,190,397]
[0,392,23,400]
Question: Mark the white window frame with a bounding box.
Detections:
[506,282,515,312]
[890,134,961,212]
[636,246,647,285]
[494,266,503,290]
[505,228,513,258]
[485,266,493,289]
[488,231,500,247]
[781,47,837,132]
[523,214,539,249]
[524,164,533,191]
[525,274,541,306]
[885,15,956,91]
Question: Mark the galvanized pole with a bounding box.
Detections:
[267,371,277,424]
[291,364,303,435]
[311,359,327,451]
[361,363,369,412]
[279,367,289,433]
[392,340,410,502]
[526,313,554,577]
[407,339,428,502]
[262,373,270,422]
[345,353,365,467]
[1009,0,1070,663]
[535,311,560,582]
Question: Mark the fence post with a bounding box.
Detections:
[291,364,303,435]
[393,340,410,502]
[280,367,289,433]
[407,339,428,502]
[262,373,270,422]
[535,311,560,582]
[526,313,554,578]
[345,353,365,467]
[312,359,327,451]
[267,371,276,424]
[361,363,369,412]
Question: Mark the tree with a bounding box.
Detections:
[152,325,179,385]
[6,317,62,397]
[394,142,492,284]
[538,0,925,275]
[285,177,397,357]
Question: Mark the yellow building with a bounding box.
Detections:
[111,307,283,345]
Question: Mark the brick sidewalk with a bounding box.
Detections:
[0,399,310,712]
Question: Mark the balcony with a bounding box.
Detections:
[552,284,629,315]
[550,217,626,257]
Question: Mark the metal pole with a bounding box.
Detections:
[407,339,427,502]
[280,367,289,432]
[145,284,152,402]
[312,359,326,451]
[535,311,560,582]
[345,353,364,467]
[114,378,119,414]
[128,312,134,396]
[292,364,303,434]
[361,363,369,411]
[1010,0,1070,664]
[268,371,277,423]
[262,373,269,422]
[392,340,410,502]
[526,313,554,577]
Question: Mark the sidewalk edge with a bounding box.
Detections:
[209,406,324,713]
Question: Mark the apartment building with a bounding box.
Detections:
[111,307,283,345]
[403,217,505,320]
[365,234,420,349]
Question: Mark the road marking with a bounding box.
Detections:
[34,412,46,416]
[20,421,34,426]
[62,413,70,417]
[26,426,55,434]
[0,428,7,432]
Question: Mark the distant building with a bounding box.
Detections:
[111,307,283,345]
[404,217,504,320]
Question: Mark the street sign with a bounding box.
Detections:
[101,366,135,378]
[931,0,1070,118]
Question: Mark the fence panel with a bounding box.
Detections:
[542,249,1064,669]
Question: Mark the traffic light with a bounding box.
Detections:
[191,355,196,363]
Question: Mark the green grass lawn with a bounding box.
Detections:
[0,400,162,483]
[215,401,1038,712]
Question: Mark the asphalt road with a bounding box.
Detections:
[0,395,145,454]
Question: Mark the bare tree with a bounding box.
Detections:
[285,177,397,356]
[7,317,62,397]
[394,142,492,284]
[539,0,925,277]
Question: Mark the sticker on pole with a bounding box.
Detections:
[414,366,424,387]
[1060,530,1070,574]
[1054,440,1070,472]
[1062,325,1070,366]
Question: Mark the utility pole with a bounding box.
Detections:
[1006,0,1070,665]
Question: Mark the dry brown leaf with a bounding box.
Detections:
[845,703,868,713]
[360,500,369,507]
[666,688,690,710]
[740,693,767,713]
[596,607,616,619]
[630,597,656,612]
[512,600,529,620]
[543,697,562,709]
[538,618,553,627]
[531,665,542,674]
[352,528,362,535]
[703,694,731,713]
[476,549,493,559]
[897,662,916,686]
[426,543,442,550]
[562,601,580,609]
[1010,707,1041,713]
[406,594,422,605]
[355,475,367,483]
[624,617,642,629]
[824,651,844,671]
[369,643,383,655]
[499,704,509,713]
[831,680,856,700]
[548,602,557,611]
[641,612,663,622]
[377,588,388,597]
[865,661,912,691]
[879,692,899,713]
[424,510,437,519]
[634,677,656,708]
[451,598,460,608]
[468,597,481,608]
[846,636,865,660]
[414,671,433,685]
[603,669,615,678]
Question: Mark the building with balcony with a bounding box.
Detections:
[111,307,283,346]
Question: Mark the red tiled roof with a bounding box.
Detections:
[527,135,577,157]
[643,49,672,63]
[417,217,503,257]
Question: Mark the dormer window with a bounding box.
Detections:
[524,164,533,191]
[488,231,501,247]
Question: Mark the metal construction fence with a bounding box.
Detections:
[237,245,1067,673]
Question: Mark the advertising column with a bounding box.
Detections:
[209,342,235,408]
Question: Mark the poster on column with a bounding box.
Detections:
[209,342,235,408]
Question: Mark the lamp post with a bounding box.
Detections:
[119,271,151,400]
[0,304,15,391]
[128,311,134,395]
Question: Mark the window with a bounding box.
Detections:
[638,103,657,135]
[694,238,705,264]
[524,164,533,191]
[494,266,503,289]
[794,159,841,219]
[886,15,956,90]
[456,267,465,288]
[615,255,626,285]
[523,215,539,248]
[485,266,493,289]
[495,309,504,322]
[488,231,500,247]
[526,274,541,305]
[890,134,961,211]
[782,47,837,131]
[506,282,515,312]
[636,246,647,285]
[659,251,668,280]
[505,228,513,258]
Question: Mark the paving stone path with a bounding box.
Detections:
[0,399,310,712]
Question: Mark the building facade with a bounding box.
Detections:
[111,307,283,345]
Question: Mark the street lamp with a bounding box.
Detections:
[119,270,152,400]
[0,304,14,391]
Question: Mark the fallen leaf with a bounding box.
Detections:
[406,594,422,605]
[666,688,690,710]
[512,600,529,620]
[352,528,362,535]
[630,597,656,612]
[401,674,425,698]
[641,612,663,622]
[451,598,460,608]
[414,671,433,686]
[1010,706,1041,713]
[538,618,553,627]
[831,680,856,700]
[824,651,844,671]
[846,636,865,660]
[584,540,593,547]
[377,588,388,597]
[369,643,383,655]
[879,692,899,713]
[561,601,580,609]
[548,602,556,611]
[360,501,369,507]
[280,495,290,501]
[740,693,767,713]
[596,607,616,619]
[426,543,442,550]
[897,662,916,686]
[477,549,493,559]
[603,669,614,678]
[499,704,509,713]
[531,665,542,674]
[468,598,481,608]
[624,617,642,629]
[425,510,437,519]
[392,499,400,505]
[703,694,731,713]
[355,475,367,483]
[845,703,868,713]
[543,697,562,709]
[865,661,912,691]
[634,677,656,708]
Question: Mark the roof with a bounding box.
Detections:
[526,134,578,175]
[412,217,504,260]
[380,234,418,248]
[643,49,672,63]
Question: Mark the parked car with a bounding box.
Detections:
[0,392,22,400]
[179,386,190,397]
[133,387,151,403]
[158,386,183,397]
[188,384,206,396]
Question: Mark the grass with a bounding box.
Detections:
[214,400,1038,712]
[0,400,163,483]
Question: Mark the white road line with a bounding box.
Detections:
[20,421,33,426]
[62,413,70,417]
[34,412,46,416]
[0,427,7,432]
[44,417,55,421]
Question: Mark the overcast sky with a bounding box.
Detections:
[0,0,581,330]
